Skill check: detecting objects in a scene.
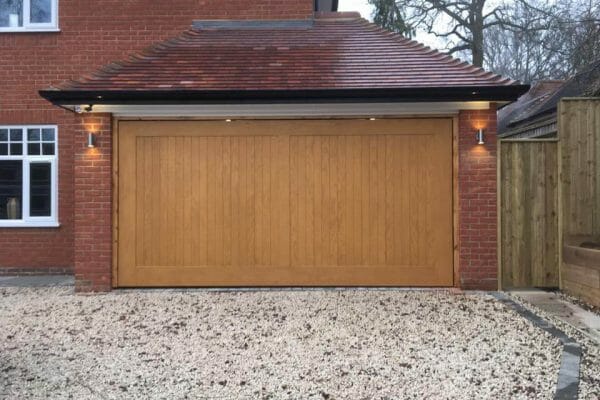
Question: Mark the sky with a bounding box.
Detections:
[337,0,375,19]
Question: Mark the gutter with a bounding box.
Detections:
[39,85,530,107]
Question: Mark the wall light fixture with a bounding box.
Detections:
[476,129,485,145]
[87,133,97,148]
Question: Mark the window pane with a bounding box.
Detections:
[0,0,23,28]
[10,129,22,141]
[10,143,22,155]
[30,0,51,23]
[28,143,41,155]
[0,129,8,141]
[41,128,55,141]
[30,163,51,217]
[27,129,40,141]
[42,143,54,155]
[0,161,22,220]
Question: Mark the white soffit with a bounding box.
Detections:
[75,102,493,118]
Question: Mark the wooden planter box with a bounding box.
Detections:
[562,236,600,308]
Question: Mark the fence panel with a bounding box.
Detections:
[500,140,559,288]
[560,99,600,238]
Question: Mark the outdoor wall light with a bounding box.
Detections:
[87,133,97,148]
[476,129,485,145]
[225,119,232,122]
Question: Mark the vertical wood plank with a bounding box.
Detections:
[222,136,232,266]
[313,137,324,266]
[230,136,241,266]
[271,134,290,267]
[199,136,208,266]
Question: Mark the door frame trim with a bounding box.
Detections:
[111,115,459,288]
[452,116,460,288]
[112,117,120,287]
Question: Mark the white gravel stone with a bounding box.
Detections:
[0,288,562,399]
[509,292,600,400]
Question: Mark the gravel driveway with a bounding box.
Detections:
[1,288,563,399]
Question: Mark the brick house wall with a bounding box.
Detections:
[458,106,498,290]
[74,114,112,291]
[0,0,314,275]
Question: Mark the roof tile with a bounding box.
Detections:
[52,15,520,92]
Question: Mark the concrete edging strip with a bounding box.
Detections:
[490,292,581,400]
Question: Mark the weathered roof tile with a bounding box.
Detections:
[53,15,519,92]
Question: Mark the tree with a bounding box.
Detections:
[372,0,414,37]
[484,1,564,82]
[485,0,600,81]
[551,0,600,75]
[368,0,526,67]
[370,0,600,82]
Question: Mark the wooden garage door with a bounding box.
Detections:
[116,119,453,287]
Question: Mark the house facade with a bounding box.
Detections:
[1,0,527,291]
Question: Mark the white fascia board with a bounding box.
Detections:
[74,102,492,118]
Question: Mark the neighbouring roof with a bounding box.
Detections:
[499,59,600,138]
[40,13,527,105]
[497,80,564,136]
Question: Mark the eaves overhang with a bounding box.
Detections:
[39,85,530,108]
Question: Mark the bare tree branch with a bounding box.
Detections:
[429,23,471,43]
[446,44,471,54]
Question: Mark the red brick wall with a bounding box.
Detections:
[0,109,76,275]
[0,0,313,275]
[458,106,498,290]
[74,115,112,292]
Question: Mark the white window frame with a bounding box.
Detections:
[0,125,59,228]
[0,0,58,32]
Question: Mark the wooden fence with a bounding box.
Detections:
[559,99,600,238]
[499,98,600,291]
[558,98,600,306]
[499,139,560,288]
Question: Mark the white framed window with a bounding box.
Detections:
[0,125,59,227]
[0,0,58,32]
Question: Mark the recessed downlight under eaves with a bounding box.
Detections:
[66,102,494,117]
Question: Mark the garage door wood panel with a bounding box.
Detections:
[117,119,453,287]
[130,135,290,270]
[289,134,443,269]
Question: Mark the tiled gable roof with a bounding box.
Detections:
[50,14,519,93]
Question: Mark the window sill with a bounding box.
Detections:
[0,28,60,33]
[0,221,60,228]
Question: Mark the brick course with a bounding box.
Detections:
[458,106,499,290]
[73,115,112,292]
